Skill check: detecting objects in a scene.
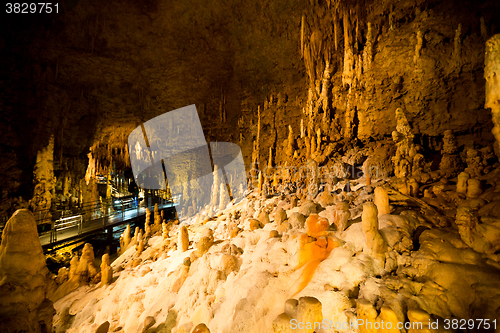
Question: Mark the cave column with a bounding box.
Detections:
[29,136,56,221]
[485,34,500,158]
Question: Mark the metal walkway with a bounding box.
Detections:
[39,201,176,250]
[0,195,178,251]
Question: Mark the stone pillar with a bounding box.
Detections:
[29,136,56,220]
[0,209,55,332]
[485,34,500,158]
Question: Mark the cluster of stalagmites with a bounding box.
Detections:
[45,121,500,332]
[51,242,114,301]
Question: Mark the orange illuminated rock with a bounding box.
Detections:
[356,299,378,333]
[362,203,387,265]
[293,234,339,296]
[374,187,390,216]
[305,214,329,238]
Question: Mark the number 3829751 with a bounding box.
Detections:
[6,3,59,14]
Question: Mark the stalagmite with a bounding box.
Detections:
[145,215,151,238]
[466,178,482,199]
[219,183,229,211]
[76,243,99,283]
[485,34,500,157]
[0,209,55,332]
[192,323,210,333]
[318,189,334,208]
[162,221,169,240]
[146,207,151,224]
[407,178,419,197]
[304,136,311,157]
[407,308,432,333]
[305,214,329,238]
[29,136,56,220]
[457,171,469,194]
[272,313,293,333]
[136,237,145,255]
[194,234,214,258]
[361,203,387,264]
[310,134,316,155]
[374,187,390,216]
[414,30,423,63]
[258,210,270,225]
[154,203,161,225]
[100,254,113,285]
[465,149,483,177]
[356,299,378,333]
[440,130,461,173]
[333,201,350,232]
[68,255,79,280]
[392,108,415,178]
[284,299,298,318]
[320,61,332,120]
[249,218,263,231]
[296,297,322,333]
[455,206,500,254]
[179,226,189,252]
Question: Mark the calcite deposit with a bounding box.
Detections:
[0,209,55,332]
[2,1,500,333]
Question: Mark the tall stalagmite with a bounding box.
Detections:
[485,34,500,157]
[0,209,55,332]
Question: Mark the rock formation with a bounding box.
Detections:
[485,34,500,157]
[0,209,55,332]
[361,203,387,265]
[179,226,190,252]
[100,254,113,285]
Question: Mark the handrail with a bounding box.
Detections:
[50,215,83,243]
[1,194,174,245]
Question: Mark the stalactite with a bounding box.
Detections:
[363,22,373,70]
[356,54,362,83]
[320,60,332,120]
[453,24,462,61]
[304,43,315,88]
[316,128,321,152]
[286,125,295,157]
[256,105,261,160]
[342,7,354,87]
[480,17,488,40]
[333,9,339,51]
[355,9,360,49]
[301,14,305,58]
[344,88,354,139]
[310,30,323,61]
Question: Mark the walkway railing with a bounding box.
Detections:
[0,193,177,245]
